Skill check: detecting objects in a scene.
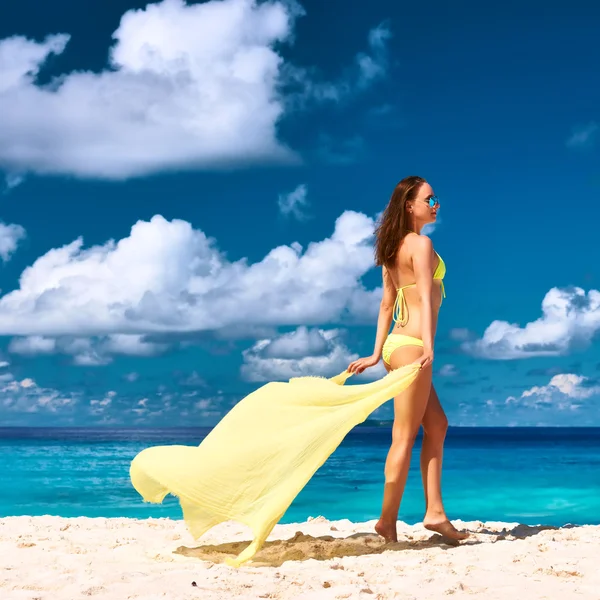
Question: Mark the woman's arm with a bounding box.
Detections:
[411,235,435,364]
[371,266,395,360]
[347,266,395,374]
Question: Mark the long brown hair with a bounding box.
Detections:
[374,175,426,268]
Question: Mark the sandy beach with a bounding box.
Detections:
[1,515,598,599]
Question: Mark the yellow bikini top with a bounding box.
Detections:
[392,252,446,325]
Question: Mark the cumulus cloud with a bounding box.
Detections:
[240,326,386,381]
[464,287,600,359]
[1,377,78,414]
[0,0,391,180]
[504,373,600,413]
[8,334,167,365]
[103,334,168,356]
[0,367,238,425]
[278,184,310,220]
[521,373,600,402]
[0,210,380,337]
[241,327,355,381]
[259,325,329,359]
[0,33,68,93]
[0,221,26,261]
[0,0,297,179]
[9,335,56,355]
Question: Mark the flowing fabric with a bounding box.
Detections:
[129,363,421,566]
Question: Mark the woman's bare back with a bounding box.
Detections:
[385,232,443,340]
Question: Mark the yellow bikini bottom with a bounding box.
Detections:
[382,333,423,365]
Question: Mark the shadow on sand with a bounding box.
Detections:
[171,521,568,567]
[477,522,575,539]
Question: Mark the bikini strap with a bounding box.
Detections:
[393,285,412,325]
[394,280,445,324]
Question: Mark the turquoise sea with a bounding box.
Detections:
[1,427,600,526]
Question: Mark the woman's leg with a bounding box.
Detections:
[420,386,469,540]
[375,345,431,542]
[420,385,447,518]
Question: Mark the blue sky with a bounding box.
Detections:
[0,0,599,426]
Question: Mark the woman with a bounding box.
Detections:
[348,176,468,543]
[129,176,461,567]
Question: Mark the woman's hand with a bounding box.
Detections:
[413,349,434,369]
[347,354,380,374]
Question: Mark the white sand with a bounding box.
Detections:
[1,515,598,599]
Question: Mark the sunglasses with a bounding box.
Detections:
[419,196,440,208]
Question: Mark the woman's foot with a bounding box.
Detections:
[374,519,398,543]
[423,514,469,542]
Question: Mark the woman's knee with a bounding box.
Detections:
[391,424,420,448]
[423,413,448,442]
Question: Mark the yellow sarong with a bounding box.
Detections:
[129,363,421,566]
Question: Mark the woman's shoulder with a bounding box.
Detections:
[404,232,433,254]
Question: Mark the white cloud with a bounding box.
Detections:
[522,373,600,401]
[1,377,78,413]
[103,334,167,356]
[0,221,26,261]
[0,210,380,337]
[278,184,310,220]
[194,398,212,410]
[290,22,391,106]
[0,33,67,93]
[260,325,329,358]
[72,349,109,366]
[60,337,101,364]
[8,333,167,365]
[506,373,600,412]
[90,391,116,415]
[0,0,391,180]
[356,23,391,87]
[437,364,458,377]
[567,122,598,149]
[0,0,297,179]
[241,326,384,382]
[9,335,56,355]
[464,287,600,359]
[241,327,355,381]
[132,397,150,417]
